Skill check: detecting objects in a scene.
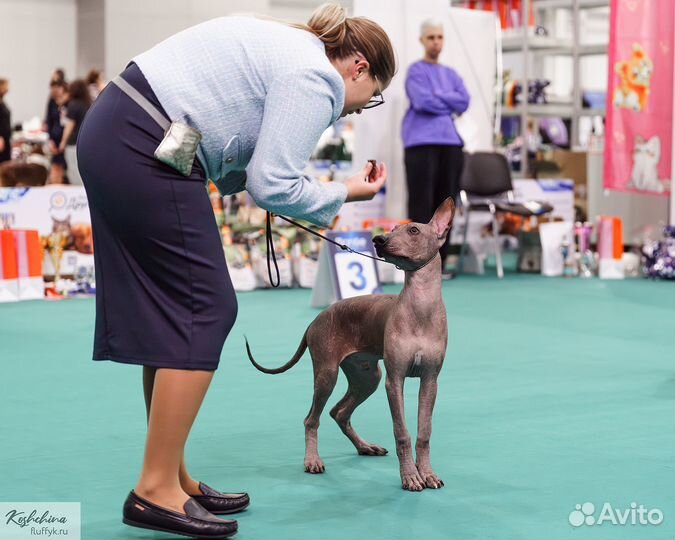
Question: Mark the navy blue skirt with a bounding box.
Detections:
[77,63,237,371]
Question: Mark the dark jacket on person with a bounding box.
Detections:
[45,98,64,146]
[0,99,11,163]
[65,99,90,146]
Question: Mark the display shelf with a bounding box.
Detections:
[501,105,605,118]
[579,107,606,116]
[579,43,608,55]
[502,34,573,52]
[533,0,609,8]
[503,40,607,56]
[502,104,574,117]
[496,0,609,174]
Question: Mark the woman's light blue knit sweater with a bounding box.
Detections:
[134,16,348,226]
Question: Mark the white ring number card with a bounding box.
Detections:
[311,231,382,308]
[333,251,379,298]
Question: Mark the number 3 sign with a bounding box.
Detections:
[310,231,383,308]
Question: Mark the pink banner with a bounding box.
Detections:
[604,0,673,195]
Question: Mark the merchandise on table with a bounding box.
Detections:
[642,226,675,280]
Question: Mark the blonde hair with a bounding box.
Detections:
[420,18,444,38]
[292,4,397,84]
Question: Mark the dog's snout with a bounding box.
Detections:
[373,235,388,246]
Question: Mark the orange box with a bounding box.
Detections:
[597,216,625,279]
[0,229,19,302]
[12,229,44,300]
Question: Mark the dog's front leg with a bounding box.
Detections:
[385,373,426,491]
[416,375,444,489]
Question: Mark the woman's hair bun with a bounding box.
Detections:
[294,3,397,85]
[307,3,348,49]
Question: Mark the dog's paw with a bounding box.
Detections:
[401,471,426,491]
[357,443,388,456]
[304,457,325,474]
[419,471,444,489]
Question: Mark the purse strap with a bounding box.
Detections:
[111,76,171,132]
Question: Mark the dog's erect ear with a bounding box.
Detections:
[429,197,456,244]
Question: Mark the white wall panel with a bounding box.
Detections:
[77,0,105,78]
[104,0,269,77]
[352,0,409,219]
[0,0,77,124]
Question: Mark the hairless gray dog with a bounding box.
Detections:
[247,197,455,491]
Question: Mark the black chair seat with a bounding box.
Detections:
[495,200,554,217]
[466,200,553,216]
[466,202,493,212]
[458,151,557,279]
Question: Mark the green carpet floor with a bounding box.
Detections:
[1,275,674,540]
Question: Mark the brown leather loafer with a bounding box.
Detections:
[122,490,237,538]
[192,482,250,515]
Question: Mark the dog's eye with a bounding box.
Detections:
[409,226,420,235]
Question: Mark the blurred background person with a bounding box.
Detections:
[45,79,68,183]
[402,19,470,279]
[0,78,11,164]
[51,67,66,85]
[45,68,67,132]
[86,69,106,101]
[58,78,91,185]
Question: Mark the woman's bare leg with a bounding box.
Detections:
[135,367,214,513]
[143,367,202,496]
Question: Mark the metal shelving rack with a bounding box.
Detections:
[497,0,610,175]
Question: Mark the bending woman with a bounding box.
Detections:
[77,4,395,539]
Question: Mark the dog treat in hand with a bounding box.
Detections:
[367,160,377,182]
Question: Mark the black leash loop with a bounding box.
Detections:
[266,211,281,287]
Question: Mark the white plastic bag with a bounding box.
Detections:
[539,222,573,277]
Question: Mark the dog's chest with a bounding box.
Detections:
[385,332,446,366]
[409,351,425,377]
[405,346,445,377]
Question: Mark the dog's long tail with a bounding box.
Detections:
[245,331,307,375]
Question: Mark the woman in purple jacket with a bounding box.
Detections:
[402,19,470,278]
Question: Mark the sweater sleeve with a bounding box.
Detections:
[245,69,348,227]
[405,66,452,115]
[437,70,470,114]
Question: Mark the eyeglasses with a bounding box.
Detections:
[361,76,385,110]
